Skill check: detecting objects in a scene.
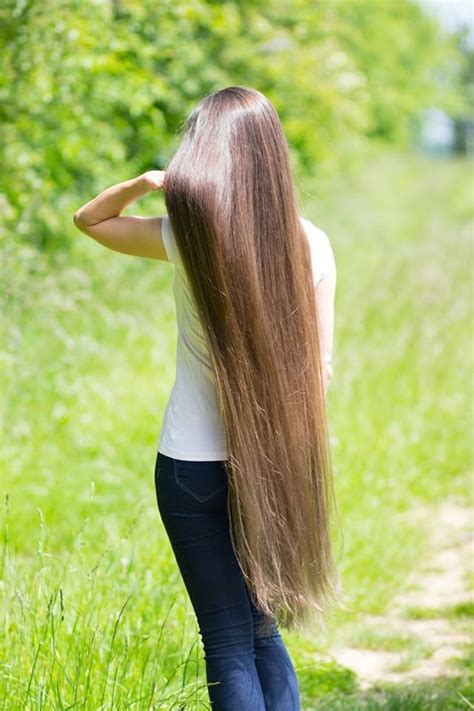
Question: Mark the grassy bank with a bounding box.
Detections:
[1,146,472,708]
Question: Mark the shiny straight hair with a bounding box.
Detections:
[163,86,342,631]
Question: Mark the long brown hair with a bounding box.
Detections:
[163,86,341,631]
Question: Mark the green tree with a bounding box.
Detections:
[0,0,464,251]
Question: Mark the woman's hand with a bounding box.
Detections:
[141,170,166,192]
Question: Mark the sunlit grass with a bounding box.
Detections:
[1,147,472,707]
[402,602,474,621]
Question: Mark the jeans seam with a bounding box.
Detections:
[172,458,226,502]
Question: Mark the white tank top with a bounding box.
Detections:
[157,214,336,461]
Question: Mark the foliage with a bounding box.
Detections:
[0,0,465,250]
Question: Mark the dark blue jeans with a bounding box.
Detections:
[154,451,301,710]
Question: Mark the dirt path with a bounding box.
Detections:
[329,502,473,688]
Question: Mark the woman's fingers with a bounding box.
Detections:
[141,170,166,191]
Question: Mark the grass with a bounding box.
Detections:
[341,626,432,655]
[314,676,474,711]
[1,145,472,708]
[402,602,474,621]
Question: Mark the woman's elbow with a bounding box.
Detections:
[73,210,85,229]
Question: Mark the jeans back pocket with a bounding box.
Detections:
[173,459,228,503]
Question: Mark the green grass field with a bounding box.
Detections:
[1,147,472,709]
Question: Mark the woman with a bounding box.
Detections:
[73,86,341,710]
